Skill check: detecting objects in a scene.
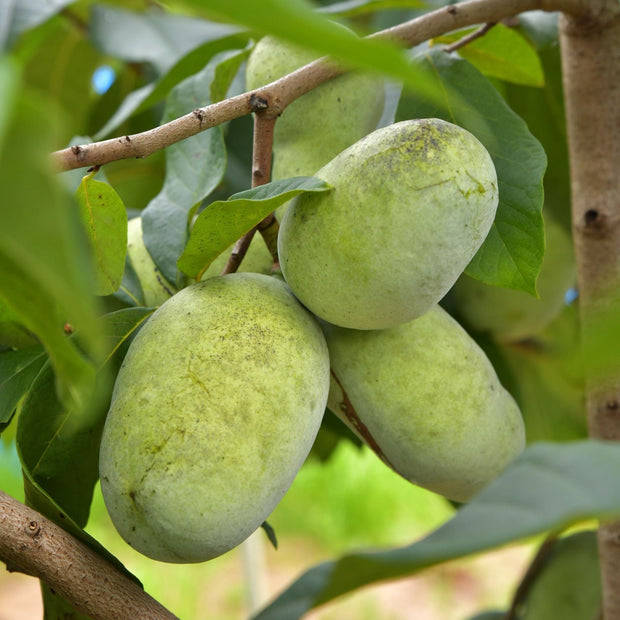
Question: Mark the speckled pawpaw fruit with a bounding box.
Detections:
[99,273,330,563]
[278,118,499,330]
[324,305,525,502]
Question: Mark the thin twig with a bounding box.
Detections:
[221,112,276,275]
[505,533,558,620]
[50,0,590,173]
[0,490,177,620]
[443,22,497,53]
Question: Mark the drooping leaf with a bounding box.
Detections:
[75,175,128,296]
[95,32,251,138]
[141,48,249,286]
[0,345,47,431]
[431,24,544,87]
[0,77,103,412]
[397,48,546,294]
[178,177,332,279]
[319,0,426,17]
[253,440,620,619]
[186,0,437,98]
[89,4,240,74]
[0,0,75,51]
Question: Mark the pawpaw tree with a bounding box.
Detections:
[1,1,619,619]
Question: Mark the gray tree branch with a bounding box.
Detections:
[51,0,591,173]
[0,490,178,620]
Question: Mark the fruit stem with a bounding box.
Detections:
[221,112,277,275]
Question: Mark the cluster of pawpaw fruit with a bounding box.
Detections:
[95,35,546,564]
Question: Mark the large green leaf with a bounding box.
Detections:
[0,345,47,431]
[141,48,249,286]
[432,23,544,86]
[89,4,239,73]
[397,48,546,294]
[16,308,153,526]
[95,32,251,138]
[0,78,102,412]
[75,175,128,296]
[189,0,436,97]
[178,177,332,279]
[253,440,620,619]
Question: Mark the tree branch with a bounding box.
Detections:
[50,0,591,173]
[443,22,497,53]
[0,490,178,620]
[221,112,277,275]
[505,533,558,620]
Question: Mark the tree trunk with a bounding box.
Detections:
[560,4,620,618]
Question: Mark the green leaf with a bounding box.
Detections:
[253,440,620,620]
[178,177,332,279]
[397,48,546,294]
[16,308,152,526]
[17,362,110,527]
[503,39,570,230]
[75,176,128,296]
[89,4,240,73]
[187,0,437,98]
[94,32,250,138]
[141,49,249,286]
[0,82,103,412]
[0,345,47,431]
[432,24,544,87]
[0,0,75,51]
[319,0,426,17]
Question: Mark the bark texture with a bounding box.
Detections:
[560,4,620,618]
[0,490,178,620]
